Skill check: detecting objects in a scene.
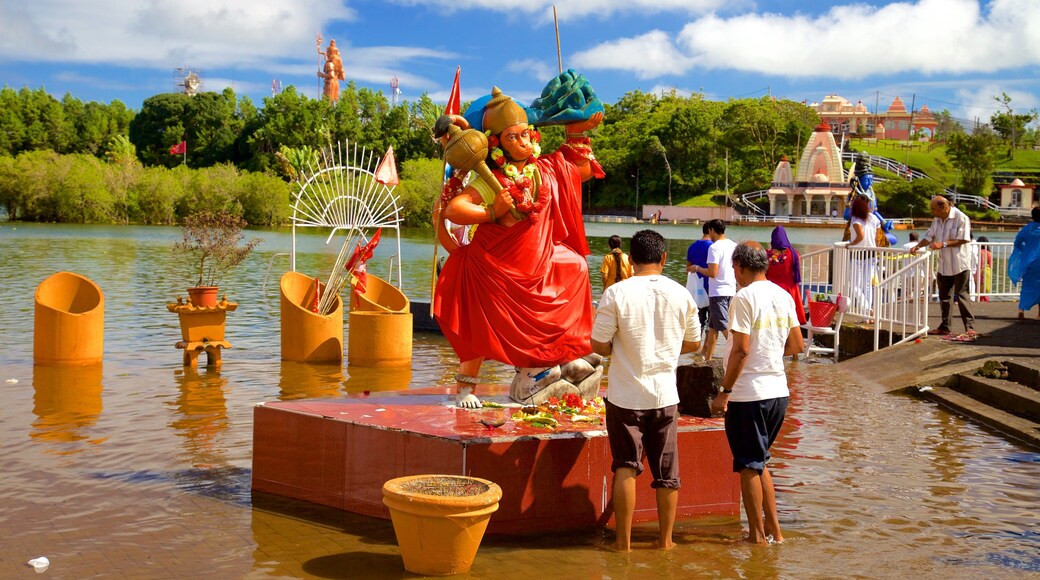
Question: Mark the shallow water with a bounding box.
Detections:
[0,223,1037,579]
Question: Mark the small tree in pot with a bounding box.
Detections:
[175,209,262,307]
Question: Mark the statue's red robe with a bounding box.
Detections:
[433,151,593,368]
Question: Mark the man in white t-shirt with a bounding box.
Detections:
[711,241,804,545]
[909,196,975,338]
[591,229,701,552]
[689,219,737,360]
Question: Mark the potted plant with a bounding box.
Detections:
[175,209,262,306]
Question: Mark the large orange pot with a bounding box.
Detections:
[279,271,343,362]
[33,271,104,366]
[382,475,502,576]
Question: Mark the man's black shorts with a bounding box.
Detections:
[724,397,788,473]
[605,400,680,489]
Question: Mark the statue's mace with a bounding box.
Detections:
[442,125,507,199]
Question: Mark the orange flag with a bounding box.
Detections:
[445,66,461,116]
[374,146,399,185]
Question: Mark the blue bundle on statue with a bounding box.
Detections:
[524,69,605,127]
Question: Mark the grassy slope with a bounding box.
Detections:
[850,139,1040,187]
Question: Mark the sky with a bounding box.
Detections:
[1,0,1039,126]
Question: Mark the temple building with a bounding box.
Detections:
[998,178,1036,209]
[767,122,849,217]
[809,95,938,141]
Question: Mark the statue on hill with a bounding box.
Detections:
[317,38,345,102]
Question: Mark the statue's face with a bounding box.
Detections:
[499,123,533,162]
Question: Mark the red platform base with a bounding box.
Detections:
[251,386,739,534]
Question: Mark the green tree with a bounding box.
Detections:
[0,86,27,155]
[393,157,444,227]
[945,128,997,197]
[991,92,1037,160]
[933,109,964,142]
[874,178,943,218]
[129,93,192,166]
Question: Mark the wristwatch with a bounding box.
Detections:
[942,241,948,248]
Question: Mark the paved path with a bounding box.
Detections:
[840,300,1039,395]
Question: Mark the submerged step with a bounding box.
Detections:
[955,374,1040,423]
[1005,360,1040,392]
[918,386,1040,450]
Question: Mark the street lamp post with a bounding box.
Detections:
[632,167,640,218]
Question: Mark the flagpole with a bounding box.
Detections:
[431,65,462,316]
[553,5,563,73]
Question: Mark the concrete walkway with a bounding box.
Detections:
[840,301,1039,394]
[838,300,1040,448]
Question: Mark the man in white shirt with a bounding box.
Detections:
[689,219,737,360]
[591,229,701,552]
[711,241,804,544]
[909,196,976,338]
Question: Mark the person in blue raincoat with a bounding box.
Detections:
[1009,206,1040,319]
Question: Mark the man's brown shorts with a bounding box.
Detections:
[605,400,680,489]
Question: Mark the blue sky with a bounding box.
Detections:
[1,0,1038,125]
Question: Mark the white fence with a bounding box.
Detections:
[798,240,1020,353]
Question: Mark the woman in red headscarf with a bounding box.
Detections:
[766,225,806,325]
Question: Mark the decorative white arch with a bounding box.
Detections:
[289,141,403,287]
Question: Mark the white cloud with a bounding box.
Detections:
[506,59,555,81]
[571,31,691,79]
[391,0,734,21]
[571,0,1040,79]
[0,0,355,68]
[953,84,1040,124]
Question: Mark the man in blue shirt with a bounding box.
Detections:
[685,223,713,331]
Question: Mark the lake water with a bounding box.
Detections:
[0,222,1036,578]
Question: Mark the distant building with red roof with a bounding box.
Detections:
[809,95,939,141]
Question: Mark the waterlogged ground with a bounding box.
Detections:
[0,223,1037,579]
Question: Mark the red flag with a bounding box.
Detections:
[444,66,461,116]
[374,147,399,186]
[169,141,186,155]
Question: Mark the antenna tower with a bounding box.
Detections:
[390,76,400,106]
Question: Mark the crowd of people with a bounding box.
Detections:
[592,207,1037,548]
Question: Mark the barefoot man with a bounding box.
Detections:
[712,241,804,544]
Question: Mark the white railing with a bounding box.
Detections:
[799,242,933,353]
[930,241,1018,302]
[737,215,913,226]
[871,249,932,350]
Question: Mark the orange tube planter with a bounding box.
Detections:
[347,274,411,367]
[382,475,502,576]
[351,275,409,313]
[280,271,343,362]
[34,271,105,366]
[347,311,412,367]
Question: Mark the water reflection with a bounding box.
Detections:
[168,368,228,467]
[343,364,412,395]
[2,224,1038,578]
[278,361,345,400]
[31,364,105,452]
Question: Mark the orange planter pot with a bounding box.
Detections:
[167,298,238,343]
[347,311,412,367]
[187,286,219,308]
[351,275,409,313]
[34,271,105,366]
[382,475,502,576]
[280,272,343,362]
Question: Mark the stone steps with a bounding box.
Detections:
[917,360,1040,449]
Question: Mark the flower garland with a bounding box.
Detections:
[494,164,547,217]
[768,248,787,265]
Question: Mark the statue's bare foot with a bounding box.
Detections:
[456,385,481,408]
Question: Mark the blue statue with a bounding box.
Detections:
[845,153,895,244]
